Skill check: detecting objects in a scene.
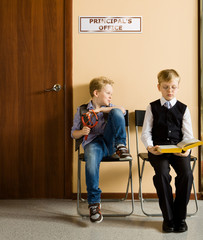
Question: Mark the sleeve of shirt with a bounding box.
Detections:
[182,107,194,140]
[141,104,154,148]
[71,107,81,139]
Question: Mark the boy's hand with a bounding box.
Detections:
[92,108,101,113]
[173,150,190,157]
[81,126,90,136]
[147,145,163,155]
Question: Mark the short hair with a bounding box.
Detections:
[157,69,180,84]
[89,76,114,97]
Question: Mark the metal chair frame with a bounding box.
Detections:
[76,110,134,217]
[135,110,198,217]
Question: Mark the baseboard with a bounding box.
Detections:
[72,192,201,200]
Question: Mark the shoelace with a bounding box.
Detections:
[90,206,100,215]
[116,146,129,155]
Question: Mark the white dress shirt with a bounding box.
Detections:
[141,97,194,148]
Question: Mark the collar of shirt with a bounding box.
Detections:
[86,101,94,110]
[160,97,177,108]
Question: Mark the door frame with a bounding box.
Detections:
[65,0,73,198]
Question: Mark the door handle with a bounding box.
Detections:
[45,84,62,92]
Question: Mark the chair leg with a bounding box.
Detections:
[138,157,198,217]
[77,160,134,217]
[138,157,162,217]
[130,161,135,214]
[95,161,134,217]
[100,161,134,217]
[187,160,198,216]
[77,158,88,217]
[187,180,198,217]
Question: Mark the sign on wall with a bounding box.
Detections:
[79,16,142,33]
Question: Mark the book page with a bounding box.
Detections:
[158,145,180,149]
[157,145,182,153]
[177,138,200,148]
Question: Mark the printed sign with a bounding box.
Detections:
[79,16,142,33]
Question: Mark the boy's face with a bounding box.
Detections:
[157,78,179,101]
[94,84,113,106]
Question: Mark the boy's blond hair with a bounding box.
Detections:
[89,76,114,97]
[157,69,180,84]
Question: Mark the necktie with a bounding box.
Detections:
[164,101,171,109]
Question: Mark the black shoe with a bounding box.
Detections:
[162,220,174,233]
[174,219,188,232]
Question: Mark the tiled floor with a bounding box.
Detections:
[0,199,202,240]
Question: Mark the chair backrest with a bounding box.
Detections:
[135,110,146,155]
[125,110,130,152]
[135,110,145,127]
[75,109,130,152]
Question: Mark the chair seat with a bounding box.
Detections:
[191,155,197,161]
[79,153,132,162]
[139,153,149,161]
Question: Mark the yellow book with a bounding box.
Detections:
[157,138,203,153]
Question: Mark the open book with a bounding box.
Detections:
[157,138,203,153]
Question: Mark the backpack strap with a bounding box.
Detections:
[79,103,89,115]
[75,104,88,151]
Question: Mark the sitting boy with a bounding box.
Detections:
[71,76,132,223]
[141,69,194,233]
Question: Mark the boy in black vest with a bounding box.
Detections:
[71,76,132,223]
[141,69,194,233]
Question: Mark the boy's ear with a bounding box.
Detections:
[157,83,161,91]
[93,89,99,97]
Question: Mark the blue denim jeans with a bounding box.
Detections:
[84,108,126,204]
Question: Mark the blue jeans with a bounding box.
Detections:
[84,108,126,204]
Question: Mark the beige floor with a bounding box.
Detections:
[0,199,202,240]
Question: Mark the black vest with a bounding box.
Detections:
[150,99,186,145]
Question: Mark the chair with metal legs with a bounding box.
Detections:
[76,110,134,217]
[135,110,198,217]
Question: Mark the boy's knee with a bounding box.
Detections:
[154,170,172,184]
[182,169,193,181]
[85,152,100,175]
[109,108,124,118]
[86,158,98,174]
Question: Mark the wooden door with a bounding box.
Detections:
[0,0,73,198]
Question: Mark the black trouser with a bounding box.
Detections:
[148,152,193,221]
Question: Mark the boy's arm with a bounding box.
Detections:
[181,107,194,140]
[71,107,90,139]
[174,107,193,157]
[141,105,162,155]
[72,127,90,140]
[141,105,153,148]
[94,106,125,114]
